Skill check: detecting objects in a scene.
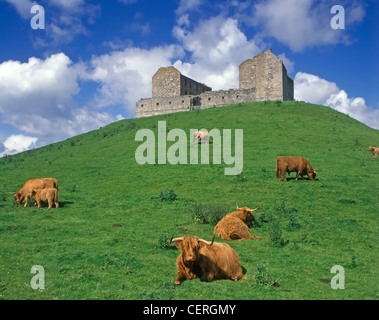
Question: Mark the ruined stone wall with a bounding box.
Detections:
[200,88,257,109]
[135,95,196,118]
[136,88,257,118]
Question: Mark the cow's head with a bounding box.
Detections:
[369,146,374,151]
[170,235,214,266]
[14,191,24,204]
[236,204,260,222]
[308,170,317,181]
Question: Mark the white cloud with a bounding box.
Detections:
[173,16,262,90]
[251,0,365,52]
[83,45,184,115]
[295,72,379,129]
[175,0,203,17]
[2,0,37,18]
[0,134,38,157]
[0,53,116,151]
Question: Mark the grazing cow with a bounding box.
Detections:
[192,131,209,144]
[170,235,247,285]
[13,178,58,207]
[276,156,317,182]
[214,204,262,241]
[31,188,59,209]
[369,146,379,158]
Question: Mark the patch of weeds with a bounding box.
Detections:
[257,211,273,224]
[347,244,358,268]
[157,231,174,250]
[286,211,301,230]
[159,189,177,202]
[270,221,287,247]
[252,262,280,288]
[235,172,247,182]
[191,202,229,225]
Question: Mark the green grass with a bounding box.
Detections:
[0,101,378,300]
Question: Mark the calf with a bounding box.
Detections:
[369,146,379,158]
[276,156,317,182]
[31,188,59,209]
[170,235,246,285]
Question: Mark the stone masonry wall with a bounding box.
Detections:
[180,74,212,96]
[239,49,285,101]
[152,67,181,98]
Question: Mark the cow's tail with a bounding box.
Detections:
[55,189,59,208]
[275,158,279,180]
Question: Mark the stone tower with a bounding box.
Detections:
[152,66,211,98]
[239,49,294,101]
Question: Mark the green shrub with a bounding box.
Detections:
[252,262,280,288]
[270,221,287,247]
[192,202,229,225]
[159,189,177,202]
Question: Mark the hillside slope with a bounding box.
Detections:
[0,101,378,300]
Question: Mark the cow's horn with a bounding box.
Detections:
[171,237,184,243]
[210,234,215,246]
[8,192,16,194]
[169,234,174,244]
[236,202,240,209]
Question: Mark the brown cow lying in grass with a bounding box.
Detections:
[31,188,59,209]
[369,146,379,158]
[214,204,262,241]
[170,235,246,285]
[12,178,58,207]
[276,156,317,182]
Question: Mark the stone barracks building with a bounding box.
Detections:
[135,49,294,118]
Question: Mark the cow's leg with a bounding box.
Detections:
[296,171,300,180]
[24,196,29,207]
[282,171,287,182]
[174,272,187,285]
[37,200,41,208]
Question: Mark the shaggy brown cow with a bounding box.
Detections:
[13,178,58,207]
[192,131,209,144]
[214,204,262,241]
[369,146,379,158]
[31,188,59,209]
[170,235,246,285]
[276,156,317,182]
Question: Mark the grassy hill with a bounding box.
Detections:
[0,101,378,300]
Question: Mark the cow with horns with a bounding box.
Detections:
[214,203,262,241]
[169,235,247,285]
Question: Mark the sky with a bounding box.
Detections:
[0,0,378,157]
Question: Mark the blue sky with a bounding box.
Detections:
[0,0,378,156]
